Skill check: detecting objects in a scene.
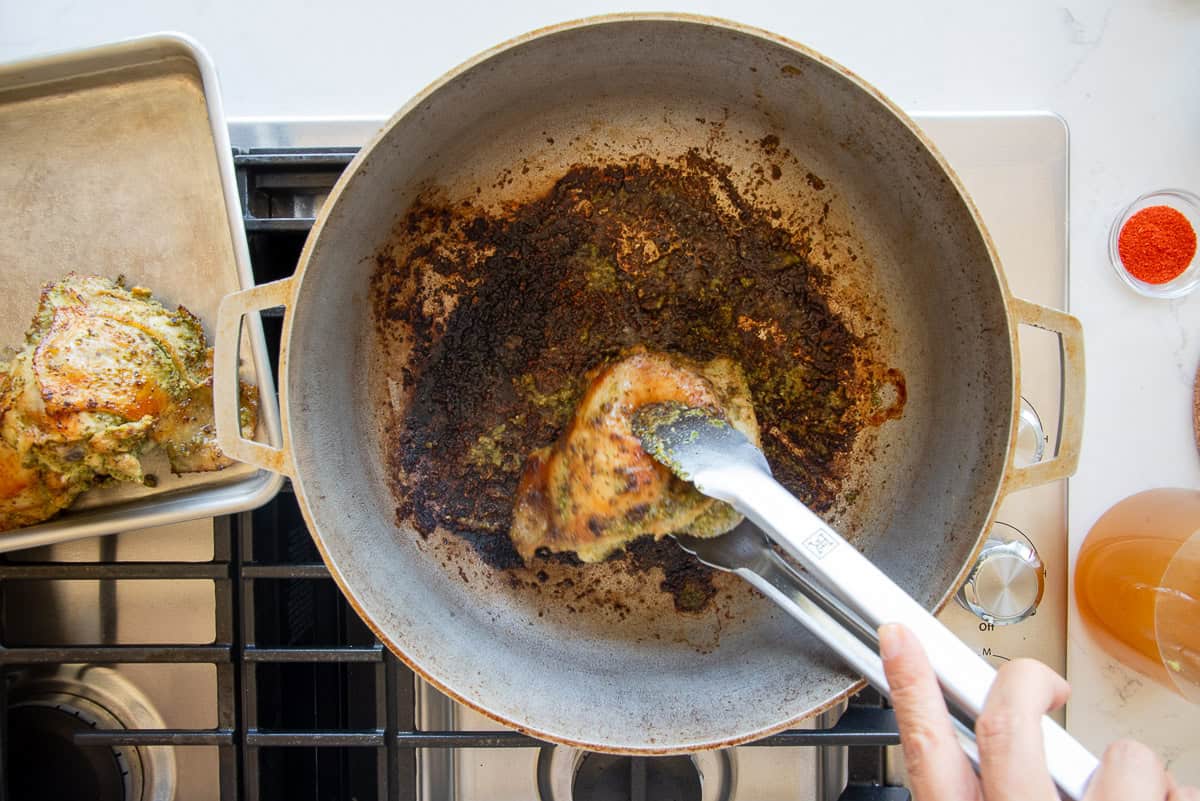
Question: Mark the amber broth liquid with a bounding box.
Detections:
[1075,488,1200,696]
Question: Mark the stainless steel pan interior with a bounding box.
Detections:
[215,15,1083,753]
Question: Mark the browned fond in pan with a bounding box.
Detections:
[372,149,906,612]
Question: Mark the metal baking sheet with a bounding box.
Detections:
[0,33,283,552]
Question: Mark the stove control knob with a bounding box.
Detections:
[956,522,1045,625]
[1014,397,1047,467]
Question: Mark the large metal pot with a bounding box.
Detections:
[213,15,1083,753]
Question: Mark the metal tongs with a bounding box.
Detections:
[633,404,1098,800]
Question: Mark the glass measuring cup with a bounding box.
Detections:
[1156,526,1200,701]
[1075,488,1200,701]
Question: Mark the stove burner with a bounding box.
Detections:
[537,746,732,801]
[573,755,700,801]
[7,703,129,801]
[5,666,177,801]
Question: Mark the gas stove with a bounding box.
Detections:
[0,111,1068,801]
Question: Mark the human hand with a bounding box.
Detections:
[878,622,1197,801]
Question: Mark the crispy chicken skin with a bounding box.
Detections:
[511,349,759,563]
[0,274,256,531]
[0,440,86,529]
[0,363,87,528]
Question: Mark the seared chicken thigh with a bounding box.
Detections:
[0,362,88,528]
[0,274,256,531]
[511,349,759,562]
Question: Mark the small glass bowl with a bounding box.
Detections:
[1108,188,1200,299]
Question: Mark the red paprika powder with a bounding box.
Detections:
[1117,205,1197,284]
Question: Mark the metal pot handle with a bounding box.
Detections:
[214,277,296,477]
[1004,297,1085,493]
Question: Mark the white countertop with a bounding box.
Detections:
[4,0,1199,781]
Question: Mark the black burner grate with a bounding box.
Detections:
[0,147,909,801]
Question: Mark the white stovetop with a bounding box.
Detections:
[4,0,1198,781]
